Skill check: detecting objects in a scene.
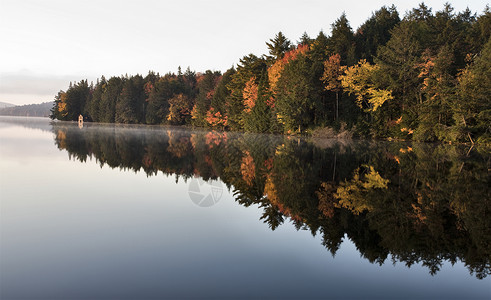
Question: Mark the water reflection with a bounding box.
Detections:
[35,120,489,280]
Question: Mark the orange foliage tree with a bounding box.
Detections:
[167,94,192,125]
[321,53,345,120]
[240,151,256,186]
[268,44,309,93]
[243,77,258,113]
[205,107,228,129]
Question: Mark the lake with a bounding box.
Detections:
[0,116,489,299]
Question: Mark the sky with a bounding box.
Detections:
[0,0,488,105]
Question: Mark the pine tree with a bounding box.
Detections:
[355,5,400,62]
[266,32,292,62]
[328,13,356,65]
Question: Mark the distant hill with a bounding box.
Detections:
[0,102,15,109]
[0,102,54,117]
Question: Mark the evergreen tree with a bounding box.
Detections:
[309,31,329,63]
[227,54,267,130]
[328,13,356,65]
[52,80,91,121]
[455,37,491,143]
[243,71,274,133]
[191,70,221,127]
[86,76,106,122]
[115,75,145,124]
[275,53,316,132]
[298,32,312,46]
[266,32,292,62]
[355,5,400,62]
[100,77,123,123]
[211,67,235,114]
[375,20,425,125]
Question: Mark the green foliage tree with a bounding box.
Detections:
[355,5,400,62]
[191,70,222,127]
[454,37,491,143]
[86,76,106,122]
[328,13,356,65]
[413,47,456,142]
[298,31,312,46]
[242,71,274,133]
[227,54,267,130]
[145,74,181,124]
[51,80,91,121]
[116,75,145,124]
[266,31,292,62]
[274,53,316,132]
[211,67,235,114]
[100,77,123,123]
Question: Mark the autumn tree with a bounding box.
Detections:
[226,54,267,130]
[145,74,182,124]
[335,165,389,215]
[322,54,345,120]
[340,59,393,112]
[268,44,309,92]
[413,47,456,142]
[199,67,235,128]
[191,70,221,127]
[50,91,68,120]
[167,93,192,125]
[242,72,274,133]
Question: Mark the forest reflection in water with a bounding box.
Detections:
[49,120,491,280]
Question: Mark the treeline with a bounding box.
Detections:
[52,122,490,279]
[51,3,491,143]
[0,102,53,117]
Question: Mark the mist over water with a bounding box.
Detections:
[1,116,489,299]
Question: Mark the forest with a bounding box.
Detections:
[50,3,491,144]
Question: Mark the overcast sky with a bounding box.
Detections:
[0,0,488,105]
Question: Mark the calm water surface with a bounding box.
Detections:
[0,116,489,299]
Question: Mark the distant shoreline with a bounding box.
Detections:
[0,102,53,118]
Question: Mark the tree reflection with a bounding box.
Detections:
[52,122,490,279]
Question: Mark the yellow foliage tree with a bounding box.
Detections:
[57,92,68,118]
[340,59,393,112]
[335,165,389,215]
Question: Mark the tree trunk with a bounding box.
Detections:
[336,92,339,121]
